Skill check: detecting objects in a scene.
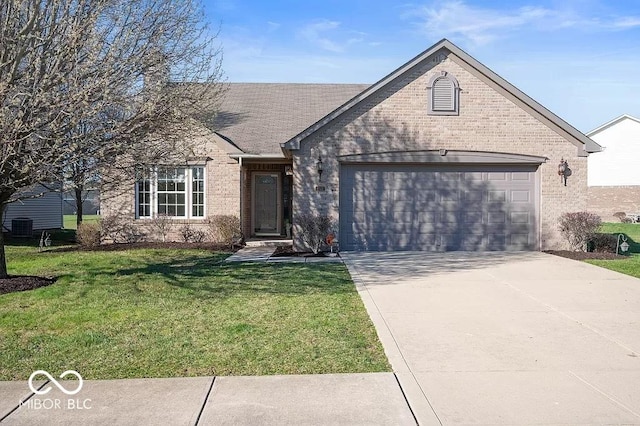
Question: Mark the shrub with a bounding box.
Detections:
[149,214,173,242]
[76,222,101,248]
[613,212,627,222]
[296,213,335,254]
[179,224,207,243]
[558,212,602,251]
[209,215,242,244]
[100,214,146,243]
[588,233,617,253]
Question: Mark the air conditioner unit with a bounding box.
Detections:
[12,218,33,237]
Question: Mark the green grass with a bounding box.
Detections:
[587,253,640,279]
[63,214,100,230]
[0,247,389,380]
[599,222,640,253]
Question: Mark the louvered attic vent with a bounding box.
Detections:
[428,71,460,116]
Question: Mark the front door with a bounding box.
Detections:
[253,173,281,235]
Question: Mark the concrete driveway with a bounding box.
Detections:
[342,251,640,425]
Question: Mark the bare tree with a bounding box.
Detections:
[0,0,225,278]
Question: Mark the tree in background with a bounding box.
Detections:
[0,0,225,277]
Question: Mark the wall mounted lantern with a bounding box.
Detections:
[557,158,571,186]
[316,156,323,182]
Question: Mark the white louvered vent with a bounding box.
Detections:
[432,78,455,111]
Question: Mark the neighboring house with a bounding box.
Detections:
[587,114,640,221]
[2,184,63,234]
[63,189,100,216]
[102,39,601,251]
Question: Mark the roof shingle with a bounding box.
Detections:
[213,83,369,155]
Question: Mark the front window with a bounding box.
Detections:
[135,166,205,219]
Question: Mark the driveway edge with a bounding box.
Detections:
[342,254,442,426]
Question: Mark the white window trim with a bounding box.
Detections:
[135,165,206,220]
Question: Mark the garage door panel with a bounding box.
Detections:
[488,172,507,181]
[511,190,531,202]
[511,171,532,181]
[393,190,437,202]
[340,164,538,251]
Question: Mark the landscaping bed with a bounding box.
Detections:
[0,275,56,295]
[50,241,239,253]
[544,250,628,261]
[271,245,334,257]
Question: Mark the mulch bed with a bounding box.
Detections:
[544,250,629,260]
[271,245,332,257]
[48,241,240,253]
[0,276,56,295]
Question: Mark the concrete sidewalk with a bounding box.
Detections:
[0,373,416,425]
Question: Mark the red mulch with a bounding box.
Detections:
[49,242,240,253]
[0,276,56,295]
[544,250,629,260]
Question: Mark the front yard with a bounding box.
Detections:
[0,246,389,380]
[587,254,640,279]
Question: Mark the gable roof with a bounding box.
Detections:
[282,39,601,156]
[586,114,640,137]
[212,83,369,155]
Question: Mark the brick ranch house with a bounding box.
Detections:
[102,39,602,251]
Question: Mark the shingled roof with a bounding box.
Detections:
[212,83,369,155]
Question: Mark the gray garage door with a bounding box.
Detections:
[339,164,538,251]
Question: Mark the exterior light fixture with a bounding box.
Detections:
[617,234,630,255]
[316,156,323,182]
[558,158,570,186]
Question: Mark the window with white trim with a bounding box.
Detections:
[427,71,460,116]
[135,166,205,219]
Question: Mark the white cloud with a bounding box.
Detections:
[267,21,281,32]
[299,20,344,52]
[611,17,640,29]
[406,1,552,44]
[405,1,640,45]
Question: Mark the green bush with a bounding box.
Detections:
[588,233,618,253]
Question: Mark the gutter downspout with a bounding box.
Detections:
[239,156,244,238]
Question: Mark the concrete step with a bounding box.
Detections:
[245,239,292,248]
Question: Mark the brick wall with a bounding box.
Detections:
[101,128,241,242]
[293,51,588,250]
[588,186,640,221]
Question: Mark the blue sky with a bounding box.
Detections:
[202,0,640,132]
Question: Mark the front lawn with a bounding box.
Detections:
[63,214,100,230]
[0,247,389,380]
[586,253,640,279]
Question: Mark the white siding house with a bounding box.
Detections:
[2,184,64,232]
[587,114,640,220]
[588,114,640,186]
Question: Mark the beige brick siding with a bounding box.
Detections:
[101,129,241,242]
[588,186,640,221]
[293,53,589,250]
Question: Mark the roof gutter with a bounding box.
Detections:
[228,153,291,164]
